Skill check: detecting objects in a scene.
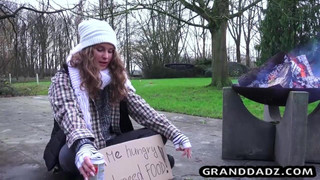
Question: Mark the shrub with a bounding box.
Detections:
[228,62,249,77]
[194,58,211,75]
[204,68,212,77]
[194,59,249,78]
[0,78,19,96]
[142,64,202,79]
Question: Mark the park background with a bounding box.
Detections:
[1,0,320,119]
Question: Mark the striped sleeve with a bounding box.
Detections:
[172,133,192,149]
[48,71,94,148]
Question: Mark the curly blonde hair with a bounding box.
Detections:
[70,46,128,103]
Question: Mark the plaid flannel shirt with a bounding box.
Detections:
[48,71,182,150]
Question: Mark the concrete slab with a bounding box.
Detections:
[0,96,320,180]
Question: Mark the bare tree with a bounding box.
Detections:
[3,7,20,80]
[201,17,207,59]
[0,0,80,79]
[242,0,261,67]
[189,16,209,59]
[96,0,115,27]
[18,20,28,79]
[125,0,131,73]
[26,12,39,77]
[131,1,188,77]
[133,0,263,87]
[228,0,244,64]
[1,0,264,83]
[0,1,79,20]
[37,15,49,78]
[0,1,17,76]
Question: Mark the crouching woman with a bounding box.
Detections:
[43,19,191,180]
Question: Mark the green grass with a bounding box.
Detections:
[12,81,51,96]
[131,78,223,118]
[8,78,320,119]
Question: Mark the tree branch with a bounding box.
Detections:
[178,0,212,22]
[0,3,80,20]
[130,2,208,28]
[229,0,262,19]
[111,1,207,29]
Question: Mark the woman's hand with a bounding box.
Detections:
[78,156,96,180]
[176,147,192,159]
[75,144,100,180]
[173,133,192,158]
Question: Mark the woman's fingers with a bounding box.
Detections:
[84,157,95,171]
[185,148,192,159]
[83,157,96,176]
[79,166,89,180]
[82,162,94,177]
[176,147,192,159]
[79,156,96,179]
[181,148,192,159]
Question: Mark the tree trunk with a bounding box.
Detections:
[210,20,231,88]
[202,18,206,58]
[236,40,241,63]
[14,28,19,80]
[125,0,130,74]
[40,41,46,78]
[245,42,250,67]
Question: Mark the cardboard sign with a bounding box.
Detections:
[98,135,173,180]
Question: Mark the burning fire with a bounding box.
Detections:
[239,40,320,89]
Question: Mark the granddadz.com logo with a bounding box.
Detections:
[199,166,316,178]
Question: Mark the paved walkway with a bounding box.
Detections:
[0,96,319,180]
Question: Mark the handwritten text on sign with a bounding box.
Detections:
[98,135,173,180]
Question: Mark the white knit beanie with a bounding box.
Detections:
[65,19,118,131]
[68,19,117,60]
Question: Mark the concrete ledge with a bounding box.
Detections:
[223,87,320,167]
[222,87,275,160]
